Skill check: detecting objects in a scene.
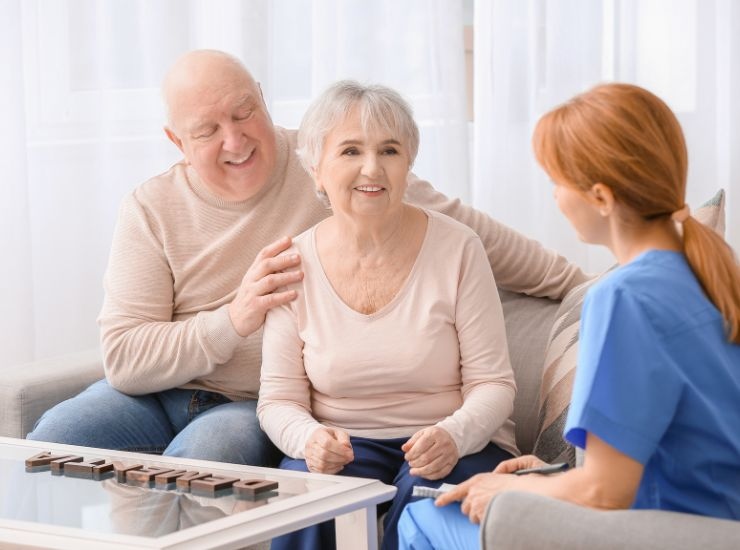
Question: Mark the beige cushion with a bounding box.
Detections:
[532,190,727,465]
[0,349,103,438]
[498,290,560,455]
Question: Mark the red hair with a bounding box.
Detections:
[533,83,740,343]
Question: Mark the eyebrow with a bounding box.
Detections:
[337,138,402,147]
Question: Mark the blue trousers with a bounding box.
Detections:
[398,499,479,549]
[27,379,281,465]
[272,437,512,550]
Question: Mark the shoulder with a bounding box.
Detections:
[425,208,479,242]
[121,161,191,219]
[277,225,316,273]
[586,251,717,336]
[276,126,298,148]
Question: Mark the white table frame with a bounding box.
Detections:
[0,437,396,549]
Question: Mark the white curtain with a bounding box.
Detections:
[0,0,467,367]
[473,0,740,273]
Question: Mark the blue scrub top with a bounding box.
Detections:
[565,250,740,520]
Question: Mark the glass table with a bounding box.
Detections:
[0,436,396,549]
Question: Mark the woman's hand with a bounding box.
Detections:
[435,472,519,524]
[402,426,459,480]
[304,426,354,474]
[492,454,548,474]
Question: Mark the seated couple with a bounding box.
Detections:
[27,50,740,550]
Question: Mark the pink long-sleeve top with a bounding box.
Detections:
[257,209,519,459]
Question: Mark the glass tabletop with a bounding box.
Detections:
[0,441,336,539]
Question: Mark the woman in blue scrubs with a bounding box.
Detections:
[398,83,740,549]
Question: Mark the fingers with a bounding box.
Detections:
[330,427,352,449]
[403,428,437,462]
[304,427,354,474]
[435,477,473,507]
[401,432,420,453]
[256,236,293,261]
[250,252,302,283]
[405,427,459,480]
[492,455,546,474]
[254,271,304,297]
[228,238,303,337]
[409,454,455,480]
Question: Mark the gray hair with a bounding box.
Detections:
[296,80,420,172]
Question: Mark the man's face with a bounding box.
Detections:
[167,73,277,202]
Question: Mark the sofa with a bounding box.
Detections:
[2,286,738,549]
[1,192,737,549]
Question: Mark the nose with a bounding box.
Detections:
[222,123,246,152]
[360,153,383,178]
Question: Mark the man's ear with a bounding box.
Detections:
[164,126,184,153]
[590,182,616,216]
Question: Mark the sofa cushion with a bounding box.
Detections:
[0,349,104,438]
[498,290,560,455]
[531,278,596,465]
[532,190,727,465]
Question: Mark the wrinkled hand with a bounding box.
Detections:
[436,472,519,524]
[402,426,459,480]
[228,237,303,337]
[492,454,547,474]
[304,427,354,474]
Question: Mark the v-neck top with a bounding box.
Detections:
[258,209,518,459]
[310,209,431,320]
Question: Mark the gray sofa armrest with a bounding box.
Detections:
[482,491,740,550]
[0,349,104,438]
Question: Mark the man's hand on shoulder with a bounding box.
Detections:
[228,236,303,337]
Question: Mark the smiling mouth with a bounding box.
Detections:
[354,185,385,192]
[225,149,255,166]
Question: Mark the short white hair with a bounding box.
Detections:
[296,80,420,172]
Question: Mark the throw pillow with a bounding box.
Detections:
[532,189,727,466]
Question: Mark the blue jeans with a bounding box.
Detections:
[398,499,479,549]
[271,437,512,550]
[27,379,281,465]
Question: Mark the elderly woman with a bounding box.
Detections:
[256,81,518,550]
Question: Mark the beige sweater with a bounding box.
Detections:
[258,211,518,458]
[99,127,588,400]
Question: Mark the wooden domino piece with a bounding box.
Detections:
[65,459,107,478]
[190,475,240,495]
[25,452,72,468]
[126,466,174,485]
[233,479,279,497]
[113,462,144,483]
[92,462,115,480]
[154,470,189,486]
[50,456,84,473]
[175,471,212,491]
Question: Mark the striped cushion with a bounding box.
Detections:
[532,189,726,466]
[531,277,595,465]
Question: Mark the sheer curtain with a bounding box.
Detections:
[0,0,467,367]
[473,0,740,273]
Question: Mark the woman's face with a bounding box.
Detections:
[552,180,607,244]
[313,107,411,221]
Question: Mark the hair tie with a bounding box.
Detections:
[671,204,690,224]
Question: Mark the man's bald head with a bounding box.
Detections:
[162,50,260,132]
[161,50,278,202]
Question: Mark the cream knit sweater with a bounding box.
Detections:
[99,127,588,400]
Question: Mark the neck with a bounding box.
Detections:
[326,205,411,257]
[608,217,683,264]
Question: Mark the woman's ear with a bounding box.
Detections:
[590,182,616,216]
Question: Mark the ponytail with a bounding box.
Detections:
[682,218,740,343]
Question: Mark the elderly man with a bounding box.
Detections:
[27,50,588,465]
